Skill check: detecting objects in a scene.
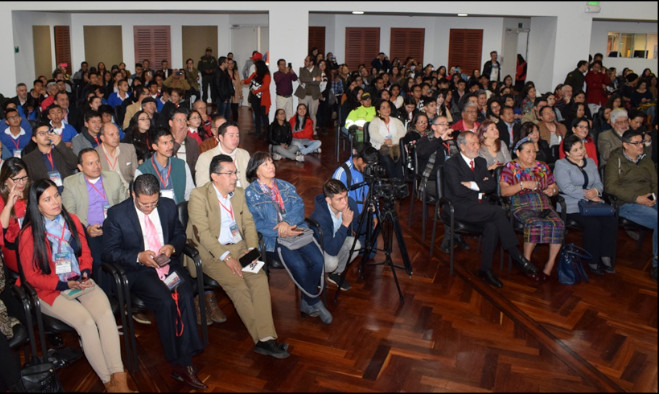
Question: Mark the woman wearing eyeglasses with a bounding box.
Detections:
[0,158,30,274]
[558,117,599,167]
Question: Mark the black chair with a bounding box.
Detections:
[7,283,38,362]
[399,139,418,227]
[432,165,505,275]
[413,149,440,245]
[336,105,351,162]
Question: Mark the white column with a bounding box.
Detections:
[268,5,309,122]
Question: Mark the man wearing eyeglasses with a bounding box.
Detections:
[598,108,630,167]
[195,121,250,188]
[605,129,658,281]
[22,122,78,192]
[103,173,207,389]
[187,154,290,359]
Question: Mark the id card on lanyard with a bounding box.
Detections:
[48,224,72,275]
[11,135,22,158]
[219,198,242,243]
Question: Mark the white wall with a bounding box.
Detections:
[590,20,658,76]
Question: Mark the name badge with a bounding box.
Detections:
[54,252,72,275]
[48,171,63,187]
[161,189,175,200]
[13,149,21,158]
[229,222,243,243]
[103,204,110,219]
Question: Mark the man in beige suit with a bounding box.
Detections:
[294,55,321,133]
[61,148,129,292]
[187,154,289,359]
[96,122,138,190]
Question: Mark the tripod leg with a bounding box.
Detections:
[392,213,413,276]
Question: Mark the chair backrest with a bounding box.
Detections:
[177,201,189,228]
[435,164,445,200]
[363,121,371,144]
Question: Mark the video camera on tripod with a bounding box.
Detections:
[362,162,409,201]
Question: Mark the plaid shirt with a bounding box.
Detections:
[331,79,343,96]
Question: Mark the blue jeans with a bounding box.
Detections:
[277,241,324,306]
[216,99,232,121]
[619,203,658,265]
[292,138,321,155]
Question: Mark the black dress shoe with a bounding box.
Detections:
[171,364,208,390]
[477,269,503,288]
[454,235,470,251]
[254,339,290,359]
[588,263,605,275]
[511,255,538,275]
[269,259,284,269]
[439,237,453,254]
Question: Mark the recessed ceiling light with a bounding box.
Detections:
[458,13,468,16]
[352,11,364,15]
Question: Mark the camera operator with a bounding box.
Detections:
[163,68,191,92]
[416,115,470,253]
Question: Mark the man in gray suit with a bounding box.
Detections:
[96,122,138,190]
[62,148,129,292]
[294,55,321,133]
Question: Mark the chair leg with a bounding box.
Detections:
[429,202,439,257]
[408,188,415,227]
[421,202,428,241]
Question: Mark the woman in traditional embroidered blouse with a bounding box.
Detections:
[499,138,565,283]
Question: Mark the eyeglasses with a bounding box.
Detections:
[10,175,28,183]
[136,199,159,209]
[216,170,239,177]
[433,123,449,126]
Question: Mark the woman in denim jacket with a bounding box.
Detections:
[245,152,332,324]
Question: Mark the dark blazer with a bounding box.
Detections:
[443,155,496,222]
[22,142,78,182]
[102,197,186,272]
[496,121,522,151]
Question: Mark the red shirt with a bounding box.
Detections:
[289,116,315,140]
[0,197,26,273]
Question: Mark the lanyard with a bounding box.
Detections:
[85,177,108,201]
[46,152,55,170]
[151,156,171,188]
[11,135,21,150]
[45,221,67,252]
[103,150,118,170]
[218,199,234,220]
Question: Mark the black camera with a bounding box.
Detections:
[364,163,409,200]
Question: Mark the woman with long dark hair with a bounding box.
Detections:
[290,104,321,159]
[18,179,132,392]
[122,110,153,164]
[242,59,271,137]
[0,158,31,274]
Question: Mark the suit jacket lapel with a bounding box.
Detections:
[156,203,170,244]
[126,199,145,250]
[207,183,222,240]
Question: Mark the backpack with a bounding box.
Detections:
[557,243,591,285]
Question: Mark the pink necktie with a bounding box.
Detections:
[144,214,162,252]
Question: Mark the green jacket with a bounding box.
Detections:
[605,147,658,206]
[198,55,218,76]
[344,106,376,142]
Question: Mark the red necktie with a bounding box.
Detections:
[469,160,475,172]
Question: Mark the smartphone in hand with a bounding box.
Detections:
[154,254,171,267]
[239,249,261,268]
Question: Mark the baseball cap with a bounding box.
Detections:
[250,52,263,61]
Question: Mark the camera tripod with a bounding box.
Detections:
[334,184,412,304]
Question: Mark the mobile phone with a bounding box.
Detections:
[287,62,292,68]
[154,254,171,267]
[649,193,656,201]
[239,249,261,268]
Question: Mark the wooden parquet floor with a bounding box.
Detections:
[52,107,657,392]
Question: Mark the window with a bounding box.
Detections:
[54,26,72,75]
[134,26,171,68]
[390,28,425,67]
[607,32,657,59]
[309,26,325,57]
[448,29,483,77]
[345,27,380,71]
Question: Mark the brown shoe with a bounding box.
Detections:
[194,295,212,326]
[171,365,208,390]
[204,291,227,323]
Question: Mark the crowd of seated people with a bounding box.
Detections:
[0,48,656,391]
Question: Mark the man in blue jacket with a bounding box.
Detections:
[311,179,362,291]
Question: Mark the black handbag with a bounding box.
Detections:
[578,199,615,216]
[557,243,591,285]
[21,359,64,393]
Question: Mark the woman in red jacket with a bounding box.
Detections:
[242,59,271,138]
[0,158,30,274]
[289,103,322,161]
[18,178,132,392]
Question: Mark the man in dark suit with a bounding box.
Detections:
[102,174,207,389]
[22,122,78,191]
[497,105,522,151]
[443,131,538,288]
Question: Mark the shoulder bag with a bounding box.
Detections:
[578,199,615,216]
[557,243,591,285]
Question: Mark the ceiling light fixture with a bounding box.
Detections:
[458,13,468,16]
[352,11,364,15]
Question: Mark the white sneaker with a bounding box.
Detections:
[272,153,282,161]
[316,148,322,154]
[295,154,305,162]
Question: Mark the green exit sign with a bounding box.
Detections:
[587,1,599,5]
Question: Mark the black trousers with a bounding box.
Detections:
[456,203,519,270]
[566,213,618,264]
[125,263,203,366]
